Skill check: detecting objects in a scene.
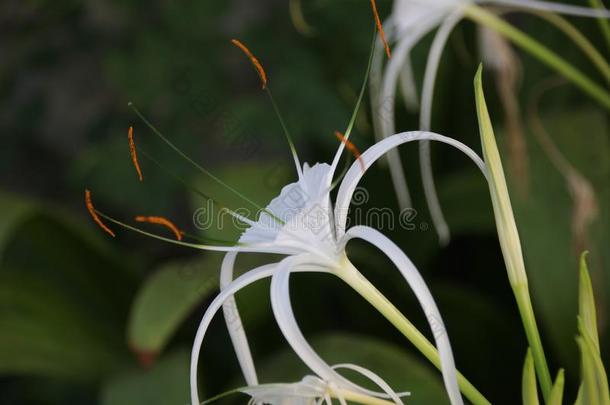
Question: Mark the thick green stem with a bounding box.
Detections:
[336,260,491,405]
[513,282,553,402]
[463,5,610,110]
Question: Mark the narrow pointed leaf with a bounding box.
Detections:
[547,369,565,405]
[522,349,540,405]
[578,251,599,351]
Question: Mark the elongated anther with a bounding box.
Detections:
[85,189,116,237]
[370,0,391,58]
[128,126,143,181]
[134,215,183,241]
[335,131,365,172]
[231,39,268,89]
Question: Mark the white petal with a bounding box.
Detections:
[332,363,409,404]
[481,0,610,17]
[269,258,403,399]
[220,252,258,386]
[419,10,464,245]
[341,225,463,405]
[399,57,419,110]
[190,263,278,405]
[334,131,487,238]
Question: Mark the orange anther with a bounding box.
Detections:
[231,39,268,89]
[85,189,116,237]
[335,131,365,172]
[128,126,143,181]
[370,0,391,58]
[134,215,183,241]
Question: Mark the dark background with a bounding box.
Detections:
[0,0,608,404]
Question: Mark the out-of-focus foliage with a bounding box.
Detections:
[0,0,608,404]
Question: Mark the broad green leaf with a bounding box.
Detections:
[128,255,221,357]
[522,349,540,405]
[0,194,135,380]
[0,270,129,380]
[254,333,451,405]
[100,350,190,405]
[547,369,565,405]
[578,252,599,351]
[577,331,610,405]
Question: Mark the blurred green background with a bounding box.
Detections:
[0,1,608,404]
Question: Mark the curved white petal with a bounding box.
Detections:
[220,252,258,386]
[332,363,408,404]
[399,57,419,111]
[269,259,404,399]
[341,225,463,405]
[190,263,278,405]
[480,0,610,17]
[419,10,464,245]
[334,131,487,238]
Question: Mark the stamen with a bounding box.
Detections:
[231,39,268,89]
[134,215,183,241]
[335,131,365,172]
[84,189,116,237]
[128,126,143,181]
[370,0,391,58]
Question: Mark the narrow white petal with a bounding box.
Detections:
[191,263,278,405]
[334,131,487,238]
[481,0,610,17]
[342,226,463,405]
[378,36,418,210]
[398,57,419,111]
[220,252,259,386]
[269,259,403,399]
[419,10,464,245]
[332,363,408,404]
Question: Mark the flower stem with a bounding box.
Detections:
[337,261,491,405]
[513,282,553,401]
[463,4,610,110]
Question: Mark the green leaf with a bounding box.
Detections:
[474,66,527,288]
[0,193,135,380]
[474,66,552,399]
[547,369,565,405]
[577,331,610,405]
[578,252,599,351]
[522,349,540,405]
[128,255,221,357]
[100,350,190,405]
[254,333,451,405]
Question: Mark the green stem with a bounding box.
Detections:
[463,5,610,110]
[529,10,610,84]
[337,260,491,405]
[588,0,610,51]
[513,282,553,402]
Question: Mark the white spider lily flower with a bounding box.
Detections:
[84,32,488,405]
[190,129,489,405]
[371,0,610,244]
